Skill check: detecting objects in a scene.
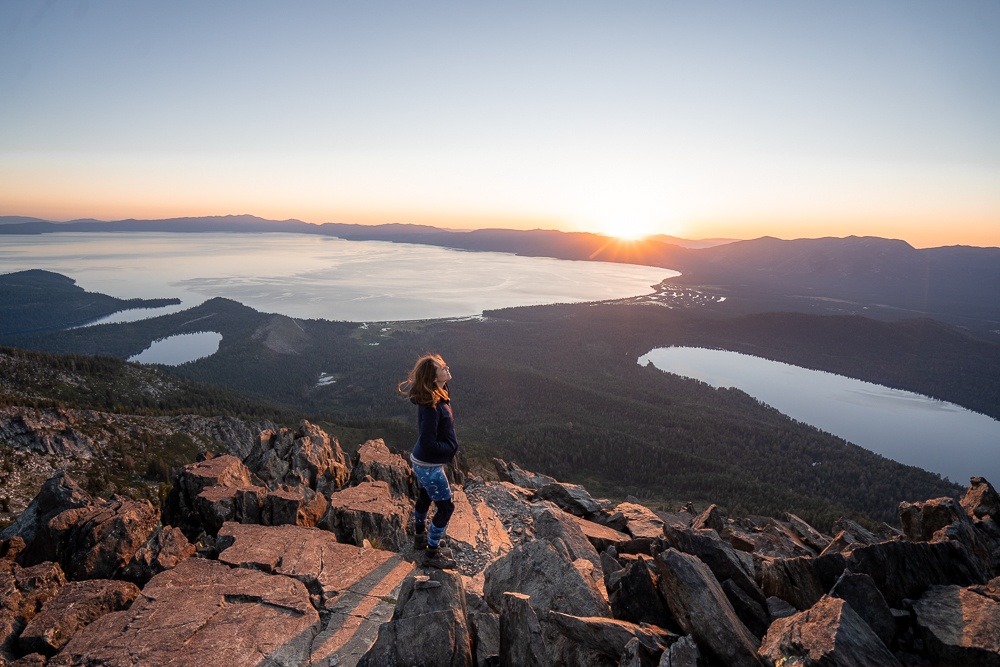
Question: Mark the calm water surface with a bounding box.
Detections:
[0,232,676,322]
[639,346,1000,486]
[129,332,223,365]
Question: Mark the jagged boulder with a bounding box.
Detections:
[753,518,817,558]
[1,473,94,567]
[760,595,900,666]
[661,635,701,667]
[350,439,417,498]
[613,502,665,540]
[899,496,968,542]
[899,495,999,578]
[320,481,410,551]
[0,563,66,660]
[606,556,675,630]
[661,525,762,606]
[120,525,195,586]
[484,538,612,619]
[468,610,500,667]
[546,611,674,664]
[832,518,881,546]
[784,513,832,554]
[19,579,140,655]
[246,420,350,494]
[575,516,629,553]
[532,504,604,593]
[161,455,264,539]
[819,530,861,557]
[492,459,556,490]
[532,483,604,517]
[47,558,320,667]
[654,548,766,667]
[828,571,896,649]
[499,592,547,667]
[358,569,473,667]
[691,504,726,534]
[962,476,1000,520]
[265,486,327,528]
[47,496,158,581]
[761,539,988,610]
[911,578,1000,666]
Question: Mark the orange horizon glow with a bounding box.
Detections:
[2,197,999,249]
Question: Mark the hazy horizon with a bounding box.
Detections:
[2,2,998,247]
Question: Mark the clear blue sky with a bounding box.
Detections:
[2,1,998,246]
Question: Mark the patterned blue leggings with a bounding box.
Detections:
[412,464,454,548]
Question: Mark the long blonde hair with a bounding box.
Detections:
[398,354,450,407]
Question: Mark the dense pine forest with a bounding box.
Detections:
[5,287,987,529]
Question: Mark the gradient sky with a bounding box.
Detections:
[2,1,998,247]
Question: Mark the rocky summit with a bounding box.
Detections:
[1,421,999,666]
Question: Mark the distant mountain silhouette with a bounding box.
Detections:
[3,216,999,332]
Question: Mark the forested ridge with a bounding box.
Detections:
[0,269,179,335]
[6,289,985,528]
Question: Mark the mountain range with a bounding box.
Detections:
[3,215,999,333]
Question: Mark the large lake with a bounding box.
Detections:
[0,232,676,322]
[639,346,1000,486]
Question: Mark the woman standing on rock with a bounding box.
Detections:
[399,353,458,569]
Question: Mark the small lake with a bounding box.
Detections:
[0,232,676,322]
[638,346,1000,486]
[128,332,223,365]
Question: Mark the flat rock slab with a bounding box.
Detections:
[217,523,413,667]
[48,558,320,667]
[447,488,513,574]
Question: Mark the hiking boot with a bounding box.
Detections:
[414,534,452,556]
[421,547,457,570]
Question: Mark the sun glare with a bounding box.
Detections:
[597,218,656,241]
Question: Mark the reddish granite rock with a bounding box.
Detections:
[216,522,412,665]
[0,562,66,660]
[760,595,900,667]
[691,504,727,534]
[350,439,417,499]
[899,496,968,542]
[1,473,94,568]
[247,420,350,495]
[265,487,327,528]
[533,483,603,517]
[47,497,158,581]
[121,525,195,586]
[161,455,260,539]
[614,502,665,540]
[320,481,410,551]
[19,579,139,655]
[573,515,629,554]
[47,558,320,667]
[912,578,1000,666]
[962,477,1000,520]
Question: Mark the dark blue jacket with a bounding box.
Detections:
[412,399,458,465]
